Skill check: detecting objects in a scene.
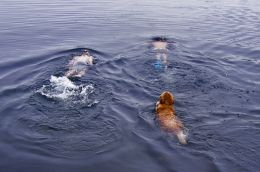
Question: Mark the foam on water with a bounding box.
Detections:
[37,75,98,105]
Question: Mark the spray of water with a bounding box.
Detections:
[37,75,98,106]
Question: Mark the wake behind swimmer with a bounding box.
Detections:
[38,75,95,101]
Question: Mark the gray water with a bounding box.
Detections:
[0,0,260,172]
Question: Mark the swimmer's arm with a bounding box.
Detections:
[88,56,94,65]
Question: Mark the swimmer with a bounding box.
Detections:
[65,49,94,78]
[152,37,169,70]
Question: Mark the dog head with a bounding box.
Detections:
[159,91,174,105]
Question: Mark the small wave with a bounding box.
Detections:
[37,75,98,106]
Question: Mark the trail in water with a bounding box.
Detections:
[37,75,98,106]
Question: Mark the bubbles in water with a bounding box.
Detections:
[36,75,98,106]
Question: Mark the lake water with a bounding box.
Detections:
[0,0,260,172]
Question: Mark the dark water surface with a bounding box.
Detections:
[0,0,260,172]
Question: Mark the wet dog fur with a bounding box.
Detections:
[156,91,187,144]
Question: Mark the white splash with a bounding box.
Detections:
[50,75,77,90]
[37,75,98,105]
[176,130,188,145]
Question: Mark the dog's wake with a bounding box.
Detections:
[37,75,98,106]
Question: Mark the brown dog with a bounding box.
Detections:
[156,91,187,144]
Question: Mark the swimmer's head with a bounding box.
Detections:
[83,49,90,55]
[152,37,167,42]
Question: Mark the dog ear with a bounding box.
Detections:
[168,96,174,105]
[159,96,165,104]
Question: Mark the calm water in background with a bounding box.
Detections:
[0,0,260,172]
